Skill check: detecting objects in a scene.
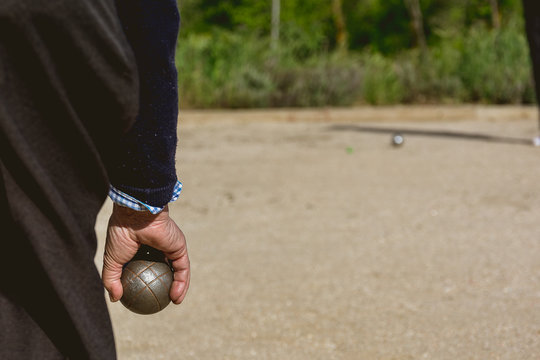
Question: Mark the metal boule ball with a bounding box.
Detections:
[392,133,404,147]
[120,260,173,315]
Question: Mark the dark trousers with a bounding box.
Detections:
[0,1,138,358]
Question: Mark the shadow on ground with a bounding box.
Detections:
[329,124,533,146]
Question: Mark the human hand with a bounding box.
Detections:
[102,204,190,305]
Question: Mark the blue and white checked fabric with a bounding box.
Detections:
[108,181,182,214]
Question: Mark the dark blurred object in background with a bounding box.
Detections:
[523,0,540,125]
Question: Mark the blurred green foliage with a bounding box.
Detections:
[176,0,534,107]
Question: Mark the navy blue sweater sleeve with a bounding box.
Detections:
[109,0,180,207]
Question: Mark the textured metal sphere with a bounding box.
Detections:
[121,260,173,315]
[392,133,404,146]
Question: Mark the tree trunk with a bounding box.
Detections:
[332,0,348,52]
[271,0,280,49]
[489,0,500,29]
[404,0,427,54]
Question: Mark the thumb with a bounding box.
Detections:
[102,211,141,302]
[102,255,124,302]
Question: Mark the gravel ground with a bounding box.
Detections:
[95,106,540,359]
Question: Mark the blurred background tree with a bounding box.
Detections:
[175,0,535,108]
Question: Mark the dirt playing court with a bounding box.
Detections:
[95,106,540,359]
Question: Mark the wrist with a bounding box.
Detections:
[111,203,169,227]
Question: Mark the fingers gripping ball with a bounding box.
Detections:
[121,248,173,315]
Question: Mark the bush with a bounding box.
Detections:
[360,52,404,104]
[382,18,534,105]
[459,20,535,103]
[176,29,363,108]
[396,44,466,103]
[176,30,273,108]
[269,55,362,107]
[176,19,536,108]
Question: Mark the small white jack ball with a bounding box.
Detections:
[392,133,404,147]
[533,136,540,147]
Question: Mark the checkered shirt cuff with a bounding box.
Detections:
[108,181,182,214]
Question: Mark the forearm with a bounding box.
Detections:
[108,0,181,206]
